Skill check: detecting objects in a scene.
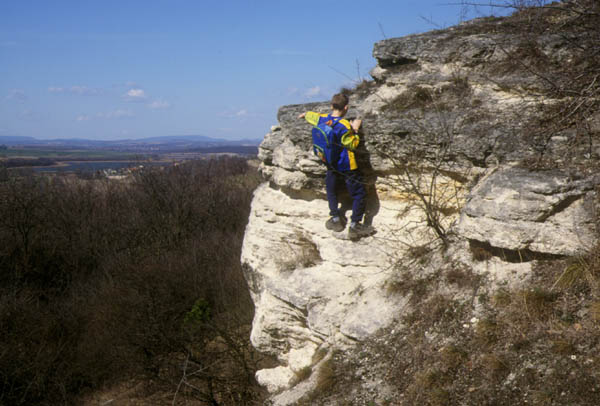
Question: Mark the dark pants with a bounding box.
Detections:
[326,169,366,223]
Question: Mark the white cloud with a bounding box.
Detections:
[123,88,147,102]
[76,115,91,121]
[126,89,145,98]
[148,98,171,109]
[6,89,27,103]
[220,109,251,118]
[304,86,322,98]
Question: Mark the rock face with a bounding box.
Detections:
[458,167,598,256]
[242,183,421,404]
[241,13,600,404]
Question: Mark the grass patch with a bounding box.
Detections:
[445,266,481,290]
[277,232,322,272]
[382,85,434,113]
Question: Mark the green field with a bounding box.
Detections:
[0,147,142,161]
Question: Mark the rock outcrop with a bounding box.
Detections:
[458,167,598,257]
[241,11,600,404]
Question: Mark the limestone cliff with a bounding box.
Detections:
[242,6,600,404]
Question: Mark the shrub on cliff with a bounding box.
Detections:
[460,0,600,169]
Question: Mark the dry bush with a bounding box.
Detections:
[0,157,264,405]
[495,1,599,169]
[308,245,600,405]
[377,74,474,246]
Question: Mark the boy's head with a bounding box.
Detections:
[331,93,349,113]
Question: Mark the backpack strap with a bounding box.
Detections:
[325,116,343,140]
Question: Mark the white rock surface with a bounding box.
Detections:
[241,182,425,393]
[255,366,295,394]
[457,167,598,256]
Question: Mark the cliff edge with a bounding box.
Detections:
[242,3,600,404]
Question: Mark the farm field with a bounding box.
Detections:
[0,147,139,161]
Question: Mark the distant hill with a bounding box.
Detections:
[129,135,227,144]
[0,135,263,153]
[0,136,39,145]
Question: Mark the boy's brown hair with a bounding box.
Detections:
[331,93,349,111]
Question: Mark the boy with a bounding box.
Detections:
[298,93,373,239]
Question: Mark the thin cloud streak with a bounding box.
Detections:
[75,110,134,120]
[49,86,102,96]
[98,109,134,119]
[219,109,253,118]
[148,98,171,109]
[6,89,27,103]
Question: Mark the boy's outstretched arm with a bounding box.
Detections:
[298,111,320,126]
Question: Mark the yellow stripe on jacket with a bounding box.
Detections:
[337,119,358,170]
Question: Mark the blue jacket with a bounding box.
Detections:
[304,111,359,171]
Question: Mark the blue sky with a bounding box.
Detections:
[0,1,503,141]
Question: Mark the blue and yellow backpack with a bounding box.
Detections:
[311,116,342,166]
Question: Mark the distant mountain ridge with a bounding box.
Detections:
[0,135,262,148]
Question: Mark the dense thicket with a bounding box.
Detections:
[0,158,57,168]
[0,157,264,405]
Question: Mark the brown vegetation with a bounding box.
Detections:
[0,157,265,405]
[310,242,600,405]
[460,0,600,169]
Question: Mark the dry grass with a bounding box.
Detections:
[445,266,481,290]
[382,85,435,113]
[308,240,600,405]
[278,232,322,272]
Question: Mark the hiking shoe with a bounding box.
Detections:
[348,222,375,239]
[325,216,346,232]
